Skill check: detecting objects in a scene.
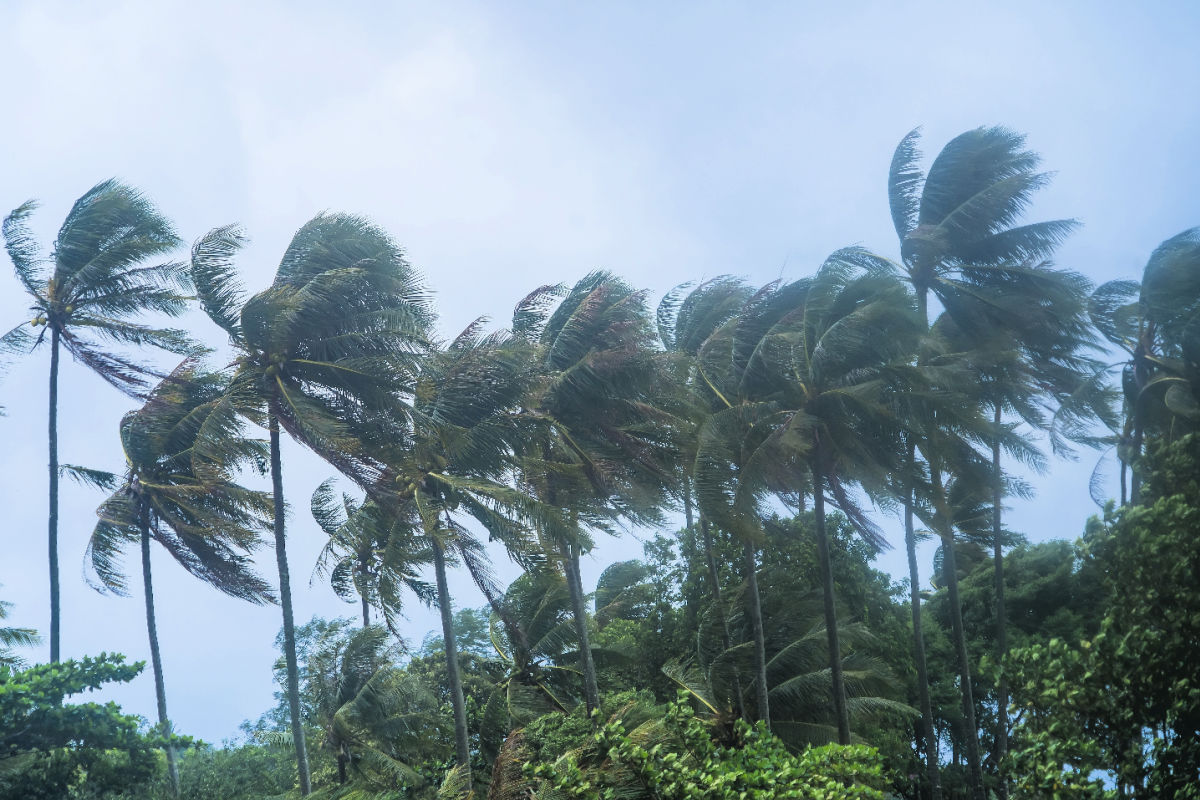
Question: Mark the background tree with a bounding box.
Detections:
[1,180,193,663]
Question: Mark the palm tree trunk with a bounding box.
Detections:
[269,415,311,796]
[906,487,942,800]
[432,537,471,771]
[991,404,1009,799]
[742,539,770,729]
[48,327,61,663]
[361,593,370,628]
[701,515,746,720]
[140,510,180,796]
[561,540,601,715]
[811,461,850,744]
[938,520,986,800]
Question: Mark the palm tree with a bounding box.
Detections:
[657,278,755,661]
[301,621,443,790]
[1077,229,1200,505]
[0,592,39,670]
[310,479,435,629]
[188,217,433,795]
[1,180,194,663]
[79,359,275,794]
[697,253,921,741]
[362,322,543,777]
[512,273,675,716]
[888,125,1089,799]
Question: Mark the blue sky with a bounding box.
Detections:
[1,0,1198,742]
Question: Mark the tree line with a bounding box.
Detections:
[1,125,1199,799]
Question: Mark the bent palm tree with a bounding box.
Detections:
[888,126,1092,799]
[189,216,433,795]
[79,359,275,794]
[365,322,543,776]
[697,252,921,740]
[310,479,434,630]
[514,273,675,716]
[2,180,193,662]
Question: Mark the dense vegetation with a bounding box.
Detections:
[1,126,1198,799]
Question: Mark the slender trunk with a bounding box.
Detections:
[683,482,694,530]
[742,539,770,729]
[359,558,370,627]
[1119,460,1128,507]
[701,516,746,720]
[938,518,986,800]
[812,461,850,744]
[337,753,348,785]
[432,537,471,771]
[561,540,601,714]
[906,484,942,800]
[270,416,311,796]
[48,327,61,663]
[140,510,179,796]
[991,404,1009,799]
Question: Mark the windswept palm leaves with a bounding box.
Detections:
[189,215,433,795]
[2,180,194,662]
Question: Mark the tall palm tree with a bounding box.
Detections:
[512,273,675,716]
[657,278,755,654]
[364,322,543,777]
[696,253,921,741]
[887,125,1088,799]
[1,180,194,663]
[310,479,435,629]
[188,217,433,795]
[78,359,275,794]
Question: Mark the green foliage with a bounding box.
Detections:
[0,654,176,800]
[529,696,888,800]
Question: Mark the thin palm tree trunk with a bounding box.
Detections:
[48,327,61,663]
[742,539,770,729]
[937,518,986,800]
[561,540,601,715]
[269,416,311,796]
[140,510,180,795]
[812,461,850,744]
[700,515,746,720]
[991,404,1009,799]
[906,485,943,800]
[432,537,471,771]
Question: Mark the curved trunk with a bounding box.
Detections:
[811,461,850,744]
[48,327,61,663]
[270,416,311,796]
[742,539,770,729]
[906,485,942,800]
[561,540,601,715]
[140,511,179,795]
[991,404,1009,799]
[432,537,471,771]
[938,521,986,800]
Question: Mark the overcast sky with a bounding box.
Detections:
[2,0,1198,743]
